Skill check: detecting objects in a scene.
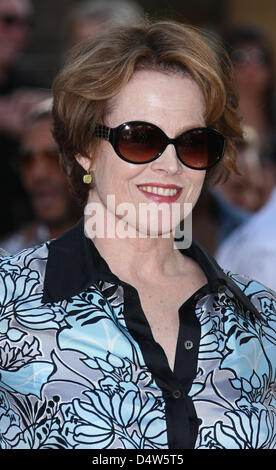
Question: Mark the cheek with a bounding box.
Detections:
[93,151,112,195]
[183,171,205,205]
[94,150,142,199]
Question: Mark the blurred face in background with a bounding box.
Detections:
[230,41,271,95]
[70,16,105,45]
[219,141,275,212]
[18,116,78,227]
[0,0,33,70]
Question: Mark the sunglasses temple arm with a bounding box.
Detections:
[94,124,113,142]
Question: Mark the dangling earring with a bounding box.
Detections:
[83,172,93,184]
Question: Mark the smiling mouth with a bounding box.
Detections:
[138,185,181,196]
[136,184,183,202]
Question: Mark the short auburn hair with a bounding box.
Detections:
[52,19,242,207]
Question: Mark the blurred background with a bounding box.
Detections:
[1,0,276,291]
[20,0,276,89]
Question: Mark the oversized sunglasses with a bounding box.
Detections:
[94,121,225,170]
[230,48,267,66]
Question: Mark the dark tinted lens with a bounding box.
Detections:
[117,123,165,163]
[231,48,267,66]
[177,128,224,169]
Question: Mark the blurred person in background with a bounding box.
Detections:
[0,0,49,238]
[0,99,82,254]
[192,182,250,256]
[193,124,276,256]
[0,0,32,90]
[223,25,276,153]
[192,25,276,256]
[217,124,275,212]
[64,0,144,48]
[216,137,276,291]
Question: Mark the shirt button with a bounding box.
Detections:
[184,339,193,350]
[172,389,182,399]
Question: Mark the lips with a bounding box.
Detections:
[137,183,182,202]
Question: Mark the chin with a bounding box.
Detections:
[135,219,178,239]
[138,208,185,238]
[36,210,67,225]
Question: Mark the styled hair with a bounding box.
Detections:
[52,19,243,206]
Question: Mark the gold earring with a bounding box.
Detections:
[83,172,92,184]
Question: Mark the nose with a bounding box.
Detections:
[149,143,182,175]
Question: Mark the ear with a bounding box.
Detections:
[75,153,91,172]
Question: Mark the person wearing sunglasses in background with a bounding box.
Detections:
[0,20,275,451]
[0,0,49,239]
[223,25,276,156]
[0,99,82,254]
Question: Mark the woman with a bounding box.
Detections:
[0,20,275,450]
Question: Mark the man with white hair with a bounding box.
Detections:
[65,0,144,46]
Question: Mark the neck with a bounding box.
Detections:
[97,230,180,280]
[84,193,187,282]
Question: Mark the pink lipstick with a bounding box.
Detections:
[137,183,183,202]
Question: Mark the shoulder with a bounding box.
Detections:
[217,228,276,292]
[195,269,276,449]
[0,241,50,299]
[216,205,276,266]
[0,223,49,255]
[220,190,276,248]
[225,270,276,325]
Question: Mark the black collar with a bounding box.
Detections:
[42,217,262,321]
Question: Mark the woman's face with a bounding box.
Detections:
[83,70,207,238]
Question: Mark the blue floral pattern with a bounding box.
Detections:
[192,273,276,449]
[0,245,275,449]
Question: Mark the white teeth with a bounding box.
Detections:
[139,185,179,196]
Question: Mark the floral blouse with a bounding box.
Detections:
[0,218,275,450]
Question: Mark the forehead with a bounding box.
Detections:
[106,70,205,127]
[22,117,55,146]
[0,0,32,15]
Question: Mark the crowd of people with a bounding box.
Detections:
[0,0,143,248]
[193,23,276,290]
[216,25,276,290]
[0,0,275,451]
